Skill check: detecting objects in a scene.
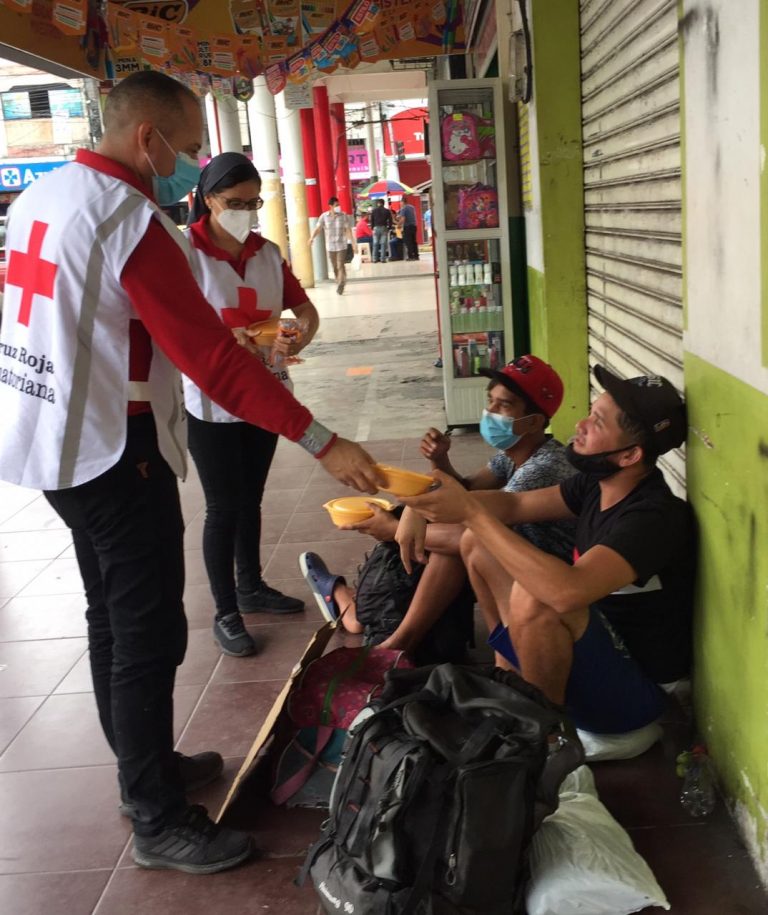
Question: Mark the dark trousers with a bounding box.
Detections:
[44,413,187,836]
[403,224,419,260]
[186,412,278,616]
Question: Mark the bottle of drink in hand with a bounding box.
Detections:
[271,318,305,367]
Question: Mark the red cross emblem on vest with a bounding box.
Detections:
[221,287,272,329]
[7,221,58,327]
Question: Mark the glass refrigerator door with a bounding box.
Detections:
[446,238,506,378]
[429,78,512,426]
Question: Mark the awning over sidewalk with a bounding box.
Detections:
[0,0,467,94]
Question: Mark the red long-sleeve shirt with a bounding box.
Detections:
[73,150,315,443]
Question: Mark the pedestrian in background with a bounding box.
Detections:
[354,211,373,248]
[309,196,356,294]
[369,198,393,263]
[398,199,419,261]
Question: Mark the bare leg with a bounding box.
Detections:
[378,552,467,652]
[331,582,363,633]
[460,529,514,637]
[422,522,464,556]
[506,582,589,704]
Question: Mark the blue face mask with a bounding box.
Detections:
[146,130,201,206]
[480,409,525,450]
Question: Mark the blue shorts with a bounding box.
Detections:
[488,609,666,734]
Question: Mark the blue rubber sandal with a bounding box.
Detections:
[299,552,345,623]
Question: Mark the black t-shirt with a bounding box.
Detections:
[560,469,695,682]
[370,207,392,228]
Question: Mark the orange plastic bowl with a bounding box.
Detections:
[374,464,434,497]
[245,316,281,345]
[323,497,394,527]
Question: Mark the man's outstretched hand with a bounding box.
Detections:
[318,438,384,494]
[400,470,479,525]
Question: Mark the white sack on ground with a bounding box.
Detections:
[577,721,663,762]
[526,792,670,915]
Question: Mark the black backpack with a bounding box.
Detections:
[354,537,475,665]
[300,663,584,915]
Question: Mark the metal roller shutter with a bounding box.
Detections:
[580,0,685,494]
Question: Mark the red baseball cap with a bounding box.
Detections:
[479,355,564,418]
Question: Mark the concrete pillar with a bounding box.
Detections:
[275,90,314,288]
[329,101,353,214]
[382,110,400,182]
[373,104,386,179]
[300,107,327,282]
[365,103,378,182]
[247,78,288,257]
[204,94,242,155]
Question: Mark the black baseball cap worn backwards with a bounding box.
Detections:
[593,365,687,456]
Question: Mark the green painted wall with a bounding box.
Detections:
[527,3,589,440]
[685,352,768,874]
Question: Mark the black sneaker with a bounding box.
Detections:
[119,751,224,818]
[238,583,304,615]
[213,612,256,657]
[132,804,253,874]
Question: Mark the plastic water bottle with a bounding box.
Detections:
[677,745,717,817]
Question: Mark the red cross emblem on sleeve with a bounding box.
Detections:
[7,221,58,327]
[221,287,272,329]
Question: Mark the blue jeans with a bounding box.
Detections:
[45,414,188,835]
[373,225,388,261]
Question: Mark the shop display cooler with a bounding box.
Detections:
[428,77,514,426]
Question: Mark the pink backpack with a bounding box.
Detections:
[456,183,500,229]
[441,111,481,161]
[271,645,412,806]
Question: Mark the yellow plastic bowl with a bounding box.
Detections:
[323,497,394,527]
[374,464,434,497]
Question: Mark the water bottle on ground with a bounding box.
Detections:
[677,744,717,817]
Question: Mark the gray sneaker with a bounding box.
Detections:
[213,612,256,657]
[132,804,253,874]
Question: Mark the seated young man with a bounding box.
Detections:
[300,356,576,655]
[399,366,694,735]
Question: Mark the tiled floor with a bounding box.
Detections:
[1,265,766,913]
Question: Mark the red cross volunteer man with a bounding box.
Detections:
[0,71,381,876]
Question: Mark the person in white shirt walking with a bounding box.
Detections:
[309,196,356,294]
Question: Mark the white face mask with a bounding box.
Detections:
[217,208,260,243]
[333,205,342,213]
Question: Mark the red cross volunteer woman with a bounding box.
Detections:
[183,152,318,658]
[0,71,381,876]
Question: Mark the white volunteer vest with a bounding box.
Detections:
[0,161,189,490]
[182,231,293,424]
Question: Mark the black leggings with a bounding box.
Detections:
[186,411,278,616]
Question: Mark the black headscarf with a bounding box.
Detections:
[187,152,260,225]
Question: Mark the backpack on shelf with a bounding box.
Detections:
[301,663,584,915]
[270,645,412,808]
[441,111,481,161]
[456,183,500,229]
